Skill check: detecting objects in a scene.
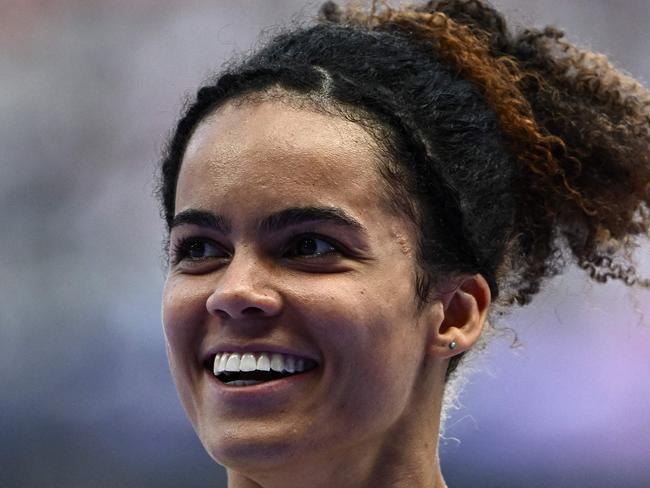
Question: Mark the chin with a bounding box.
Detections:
[198,423,309,472]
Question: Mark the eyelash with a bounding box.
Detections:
[170,237,227,265]
[170,234,343,265]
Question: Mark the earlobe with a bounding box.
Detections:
[429,274,491,358]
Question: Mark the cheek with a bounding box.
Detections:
[162,276,213,425]
[161,277,210,382]
[162,276,208,342]
[295,271,423,420]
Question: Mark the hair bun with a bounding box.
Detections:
[319,1,343,23]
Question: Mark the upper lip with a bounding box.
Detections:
[201,342,321,365]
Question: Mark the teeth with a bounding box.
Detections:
[229,380,264,386]
[285,356,295,373]
[213,351,315,375]
[256,353,271,371]
[240,353,257,372]
[213,354,221,376]
[270,353,284,372]
[218,353,228,372]
[225,353,241,372]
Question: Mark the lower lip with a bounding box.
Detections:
[205,367,319,405]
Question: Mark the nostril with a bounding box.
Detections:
[214,309,230,320]
[241,306,265,316]
[211,306,264,319]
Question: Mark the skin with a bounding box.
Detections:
[162,98,491,488]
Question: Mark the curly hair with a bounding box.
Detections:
[156,0,650,377]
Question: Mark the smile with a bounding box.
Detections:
[211,352,319,387]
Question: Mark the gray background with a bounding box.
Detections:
[1,1,649,487]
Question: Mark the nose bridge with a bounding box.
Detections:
[205,247,281,319]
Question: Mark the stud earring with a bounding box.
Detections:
[448,341,457,350]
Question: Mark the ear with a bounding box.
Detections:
[428,274,491,358]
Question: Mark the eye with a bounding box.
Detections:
[171,237,227,264]
[286,235,339,259]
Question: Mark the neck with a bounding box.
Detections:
[226,441,446,488]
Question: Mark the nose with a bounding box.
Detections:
[205,253,282,320]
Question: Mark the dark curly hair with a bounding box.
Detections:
[156,0,650,377]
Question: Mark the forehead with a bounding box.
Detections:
[176,99,389,216]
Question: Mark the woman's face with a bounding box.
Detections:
[162,99,444,474]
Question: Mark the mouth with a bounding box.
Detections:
[204,351,319,387]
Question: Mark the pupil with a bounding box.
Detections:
[299,238,317,255]
[189,242,204,258]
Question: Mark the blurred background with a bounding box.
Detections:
[1,1,649,487]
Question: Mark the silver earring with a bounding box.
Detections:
[448,341,457,350]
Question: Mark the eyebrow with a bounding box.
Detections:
[171,209,231,233]
[170,206,365,235]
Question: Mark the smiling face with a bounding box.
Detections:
[162,98,448,483]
